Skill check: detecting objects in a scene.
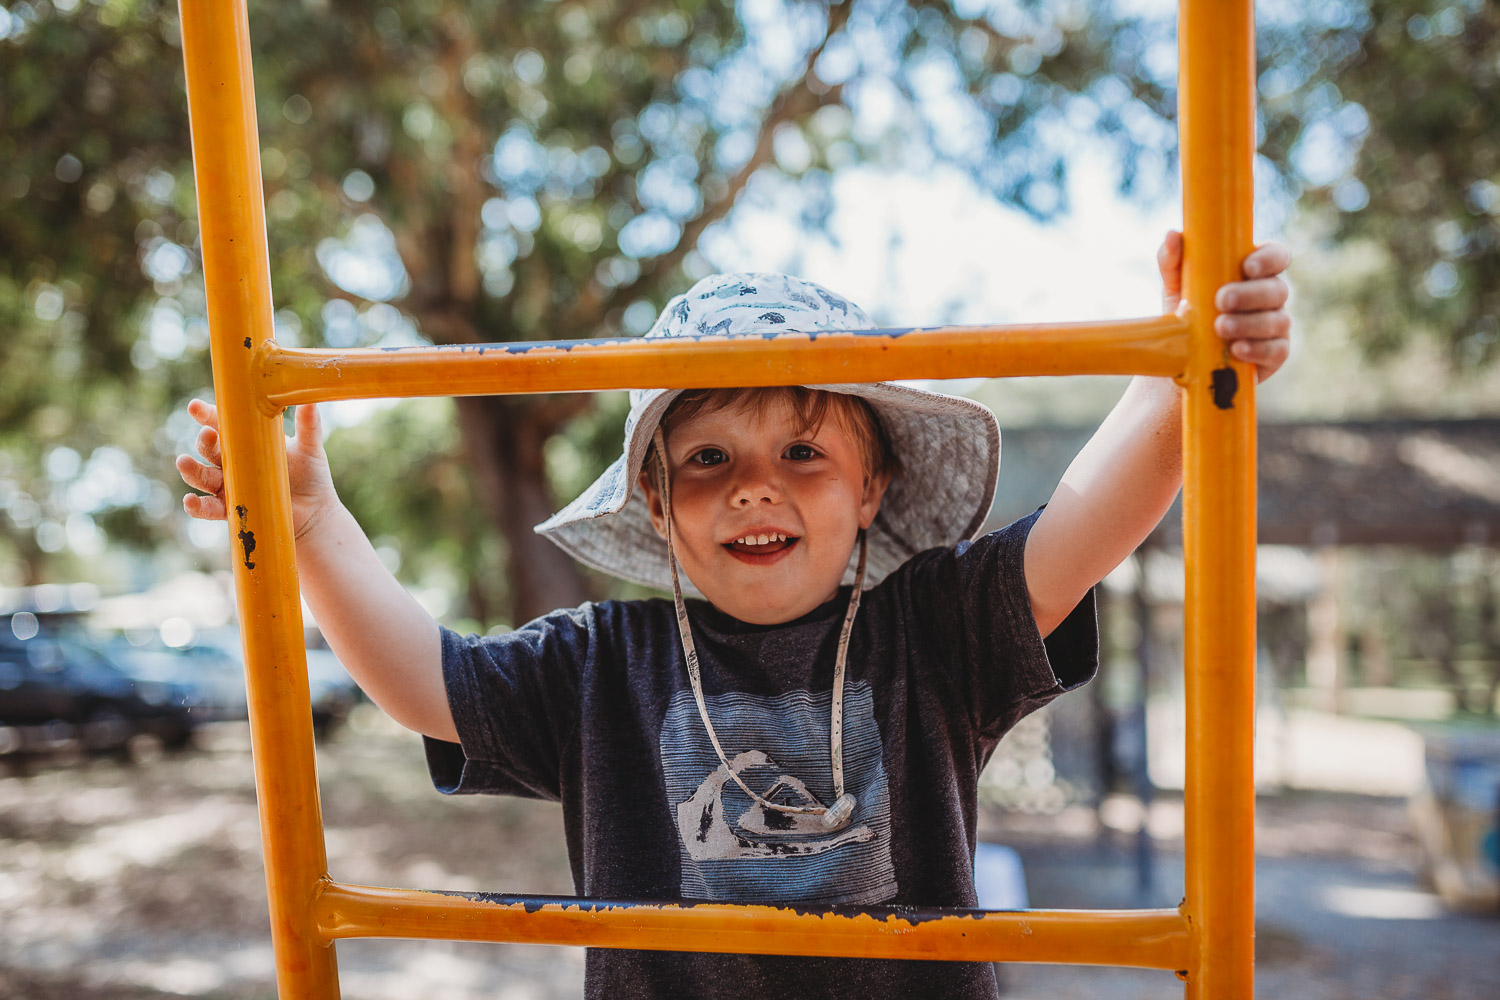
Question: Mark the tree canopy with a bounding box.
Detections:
[1,0,1176,621]
[0,0,1492,623]
[1257,0,1499,364]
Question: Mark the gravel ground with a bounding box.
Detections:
[1,707,1496,999]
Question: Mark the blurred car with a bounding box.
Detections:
[102,637,249,724]
[189,628,361,738]
[0,621,202,755]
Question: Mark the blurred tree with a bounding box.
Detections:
[0,0,1178,622]
[0,0,198,588]
[1259,0,1500,368]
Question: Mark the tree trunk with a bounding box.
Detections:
[1421,590,1470,714]
[1480,556,1500,717]
[454,395,589,626]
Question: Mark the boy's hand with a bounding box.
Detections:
[176,399,340,540]
[1157,230,1292,383]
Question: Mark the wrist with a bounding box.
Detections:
[293,495,344,544]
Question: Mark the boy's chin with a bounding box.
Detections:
[678,550,849,624]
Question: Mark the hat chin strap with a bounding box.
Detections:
[653,425,865,832]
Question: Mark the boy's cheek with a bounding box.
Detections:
[663,496,723,546]
[663,479,715,513]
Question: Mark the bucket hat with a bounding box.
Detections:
[534,272,1002,596]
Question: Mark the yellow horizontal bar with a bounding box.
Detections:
[314,882,1192,970]
[257,314,1189,410]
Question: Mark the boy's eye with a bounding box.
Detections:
[689,447,727,466]
[785,444,816,461]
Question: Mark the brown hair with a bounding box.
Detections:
[659,386,901,485]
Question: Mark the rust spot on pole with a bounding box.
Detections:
[235,504,257,569]
[1210,365,1238,409]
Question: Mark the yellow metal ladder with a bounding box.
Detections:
[177,1,1258,996]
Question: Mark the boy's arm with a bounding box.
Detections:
[1024,233,1291,637]
[177,401,458,742]
[291,500,456,743]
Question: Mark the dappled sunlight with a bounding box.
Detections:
[1,715,579,997]
[60,797,250,881]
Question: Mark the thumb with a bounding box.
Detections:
[290,403,324,455]
[1157,230,1184,313]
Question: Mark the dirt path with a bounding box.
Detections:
[1,710,580,999]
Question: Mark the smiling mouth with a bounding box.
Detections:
[724,535,799,558]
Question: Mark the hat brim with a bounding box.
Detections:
[534,383,1000,596]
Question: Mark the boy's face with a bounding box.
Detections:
[636,394,890,625]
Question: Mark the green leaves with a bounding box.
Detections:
[0,0,1176,617]
[1262,0,1500,366]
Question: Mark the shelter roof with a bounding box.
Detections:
[986,418,1500,549]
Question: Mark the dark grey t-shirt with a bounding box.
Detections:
[425,510,1097,999]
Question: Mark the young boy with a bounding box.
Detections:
[178,233,1290,998]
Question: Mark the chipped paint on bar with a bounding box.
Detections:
[313,881,1192,969]
[257,315,1191,411]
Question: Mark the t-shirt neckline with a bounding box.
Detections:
[685,586,853,635]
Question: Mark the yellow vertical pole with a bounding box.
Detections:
[1178,0,1257,998]
[178,1,340,996]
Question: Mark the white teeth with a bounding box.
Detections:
[733,534,791,546]
[732,530,792,548]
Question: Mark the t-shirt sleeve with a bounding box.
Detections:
[422,604,592,801]
[907,508,1098,738]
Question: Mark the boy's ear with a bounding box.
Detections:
[636,467,669,540]
[858,468,892,531]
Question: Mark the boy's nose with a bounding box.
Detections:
[734,482,780,505]
[731,459,781,506]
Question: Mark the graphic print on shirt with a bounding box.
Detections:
[659,681,898,905]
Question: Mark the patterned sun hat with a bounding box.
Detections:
[534,272,1002,596]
